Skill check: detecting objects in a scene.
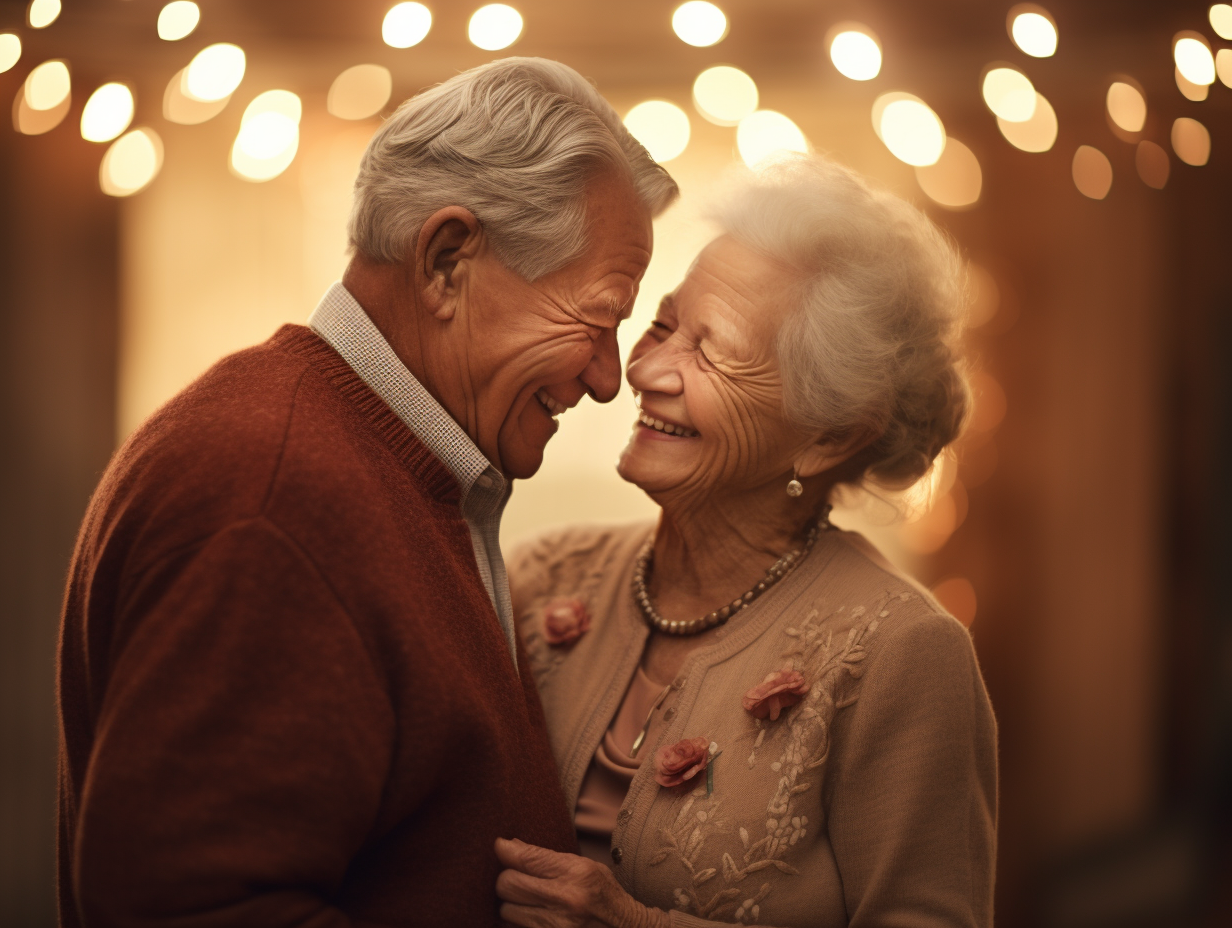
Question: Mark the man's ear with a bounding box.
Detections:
[795,429,876,480]
[413,206,484,321]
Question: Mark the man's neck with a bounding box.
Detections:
[341,263,484,455]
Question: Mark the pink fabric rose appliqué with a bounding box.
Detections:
[542,597,591,646]
[654,737,710,787]
[741,664,810,721]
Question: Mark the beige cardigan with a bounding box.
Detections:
[510,522,997,928]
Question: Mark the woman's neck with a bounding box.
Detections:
[649,480,829,604]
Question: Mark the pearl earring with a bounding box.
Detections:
[786,467,803,498]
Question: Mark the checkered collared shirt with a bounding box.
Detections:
[308,282,517,668]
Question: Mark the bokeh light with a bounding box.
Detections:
[691,65,757,126]
[328,64,392,120]
[186,43,246,102]
[1174,35,1215,86]
[241,89,302,128]
[1135,141,1169,190]
[468,4,522,51]
[237,112,297,160]
[968,370,1008,434]
[1212,4,1232,40]
[1172,117,1211,166]
[231,90,302,182]
[1176,68,1209,102]
[100,128,164,197]
[1008,6,1057,58]
[876,95,946,166]
[1106,82,1146,133]
[25,60,70,111]
[27,0,60,29]
[915,137,982,210]
[829,29,881,81]
[997,91,1057,152]
[623,100,691,163]
[932,577,978,627]
[736,110,808,167]
[672,1,727,47]
[982,67,1037,122]
[1218,49,1232,88]
[1072,145,1113,200]
[80,82,135,143]
[383,2,432,48]
[966,263,1000,330]
[0,33,21,74]
[158,2,200,41]
[13,84,69,135]
[163,67,229,124]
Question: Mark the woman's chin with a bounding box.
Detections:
[616,443,690,497]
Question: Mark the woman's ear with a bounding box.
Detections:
[795,430,876,480]
[413,206,484,321]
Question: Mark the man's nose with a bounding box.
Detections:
[581,327,622,403]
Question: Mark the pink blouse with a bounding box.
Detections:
[574,666,673,865]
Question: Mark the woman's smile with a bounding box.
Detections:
[635,409,700,439]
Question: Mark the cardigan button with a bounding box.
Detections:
[611,846,623,865]
[617,809,632,826]
[663,707,677,721]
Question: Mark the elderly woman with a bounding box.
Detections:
[495,154,996,928]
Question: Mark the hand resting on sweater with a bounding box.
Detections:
[496,838,670,928]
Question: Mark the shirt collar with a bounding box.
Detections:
[306,282,508,502]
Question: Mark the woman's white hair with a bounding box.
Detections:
[712,153,969,488]
[348,57,678,281]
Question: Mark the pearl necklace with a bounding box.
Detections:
[633,509,831,636]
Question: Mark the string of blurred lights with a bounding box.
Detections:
[0,0,1226,204]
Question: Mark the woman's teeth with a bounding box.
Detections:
[535,389,568,418]
[638,412,699,437]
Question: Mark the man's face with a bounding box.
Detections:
[461,170,654,479]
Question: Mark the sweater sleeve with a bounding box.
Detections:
[72,518,396,928]
[825,613,998,928]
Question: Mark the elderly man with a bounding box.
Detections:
[57,58,677,928]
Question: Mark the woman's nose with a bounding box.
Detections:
[627,340,683,396]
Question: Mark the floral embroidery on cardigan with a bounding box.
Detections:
[650,590,911,923]
[516,532,636,685]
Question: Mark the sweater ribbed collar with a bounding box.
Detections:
[271,325,462,503]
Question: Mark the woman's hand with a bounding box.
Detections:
[495,838,671,928]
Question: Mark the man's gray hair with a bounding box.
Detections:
[712,154,969,489]
[348,58,679,281]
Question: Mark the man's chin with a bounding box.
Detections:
[496,431,553,480]
[496,404,559,479]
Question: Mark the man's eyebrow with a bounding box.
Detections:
[595,294,632,322]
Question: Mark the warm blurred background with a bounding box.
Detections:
[2,0,1229,925]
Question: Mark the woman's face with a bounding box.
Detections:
[617,235,816,505]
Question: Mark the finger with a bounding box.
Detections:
[495,867,558,907]
[499,901,563,928]
[495,837,573,879]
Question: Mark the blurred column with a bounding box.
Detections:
[0,76,119,926]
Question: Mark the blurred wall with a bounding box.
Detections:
[0,75,119,928]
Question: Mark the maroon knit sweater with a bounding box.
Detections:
[57,325,577,928]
